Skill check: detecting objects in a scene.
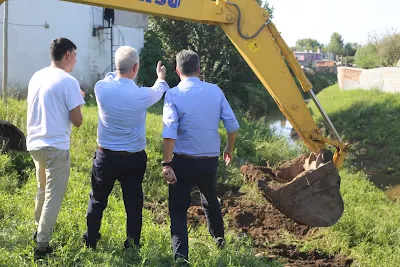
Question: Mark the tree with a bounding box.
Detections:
[137,1,276,116]
[137,30,166,86]
[354,30,400,69]
[354,43,379,69]
[375,31,400,67]
[328,32,344,56]
[294,38,322,52]
[344,42,359,57]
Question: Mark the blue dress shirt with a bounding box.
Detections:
[95,72,169,152]
[162,77,240,157]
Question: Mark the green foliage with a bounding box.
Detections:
[328,32,345,56]
[136,1,276,117]
[0,99,286,266]
[354,43,379,68]
[355,30,400,69]
[3,84,400,266]
[303,170,400,267]
[344,42,359,56]
[308,84,400,180]
[294,38,322,52]
[136,30,166,87]
[305,72,338,95]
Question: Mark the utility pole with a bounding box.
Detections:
[2,0,8,104]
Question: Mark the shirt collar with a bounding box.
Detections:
[180,76,200,83]
[114,77,138,86]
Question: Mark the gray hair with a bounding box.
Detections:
[176,49,200,76]
[115,46,139,74]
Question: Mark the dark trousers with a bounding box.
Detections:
[168,156,224,261]
[83,148,147,246]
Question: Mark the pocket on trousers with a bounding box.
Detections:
[57,150,70,162]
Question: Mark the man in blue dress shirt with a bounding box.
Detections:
[83,46,169,249]
[161,49,240,263]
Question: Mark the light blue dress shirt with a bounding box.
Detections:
[162,77,240,157]
[95,72,169,152]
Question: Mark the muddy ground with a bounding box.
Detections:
[144,162,353,267]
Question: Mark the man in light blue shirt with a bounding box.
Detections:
[161,49,240,263]
[83,46,169,250]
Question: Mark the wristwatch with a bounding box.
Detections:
[162,161,173,167]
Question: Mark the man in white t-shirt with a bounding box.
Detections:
[26,37,85,258]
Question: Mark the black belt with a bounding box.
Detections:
[97,145,143,155]
[174,153,216,159]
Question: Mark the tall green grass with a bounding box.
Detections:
[0,98,287,266]
[308,84,400,187]
[2,84,400,267]
[304,85,400,266]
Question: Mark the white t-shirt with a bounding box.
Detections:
[26,66,85,151]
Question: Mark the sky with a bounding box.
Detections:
[266,0,400,47]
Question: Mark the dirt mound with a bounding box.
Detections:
[220,196,312,244]
[185,192,352,266]
[144,177,352,266]
[265,244,353,267]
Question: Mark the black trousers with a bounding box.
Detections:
[84,148,147,246]
[168,156,224,261]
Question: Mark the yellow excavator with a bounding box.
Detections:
[0,0,350,227]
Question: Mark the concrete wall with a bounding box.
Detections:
[337,67,400,93]
[0,0,148,92]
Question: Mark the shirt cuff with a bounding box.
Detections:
[162,128,177,139]
[155,79,170,91]
[104,72,116,81]
[225,120,240,133]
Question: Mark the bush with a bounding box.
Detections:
[355,30,400,69]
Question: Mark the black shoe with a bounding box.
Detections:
[34,246,53,259]
[83,232,101,249]
[124,239,141,250]
[215,237,225,249]
[174,257,190,267]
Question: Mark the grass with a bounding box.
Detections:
[308,84,400,189]
[2,83,400,267]
[0,98,289,267]
[303,84,400,266]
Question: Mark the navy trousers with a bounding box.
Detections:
[168,155,224,261]
[83,148,147,247]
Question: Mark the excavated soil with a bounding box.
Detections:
[144,160,353,266]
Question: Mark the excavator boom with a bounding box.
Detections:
[0,0,349,227]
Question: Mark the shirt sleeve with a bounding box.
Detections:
[65,78,85,111]
[220,91,240,133]
[145,79,170,108]
[162,90,179,140]
[102,72,116,82]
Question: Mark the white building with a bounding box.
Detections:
[0,0,148,93]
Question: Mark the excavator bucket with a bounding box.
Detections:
[0,120,27,153]
[241,152,344,227]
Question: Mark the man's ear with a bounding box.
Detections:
[133,63,139,73]
[176,67,180,77]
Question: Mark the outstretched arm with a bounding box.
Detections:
[146,61,170,107]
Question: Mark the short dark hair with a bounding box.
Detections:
[176,49,200,76]
[50,38,77,61]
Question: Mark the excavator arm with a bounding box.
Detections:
[63,0,348,167]
[0,0,349,227]
[0,0,348,165]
